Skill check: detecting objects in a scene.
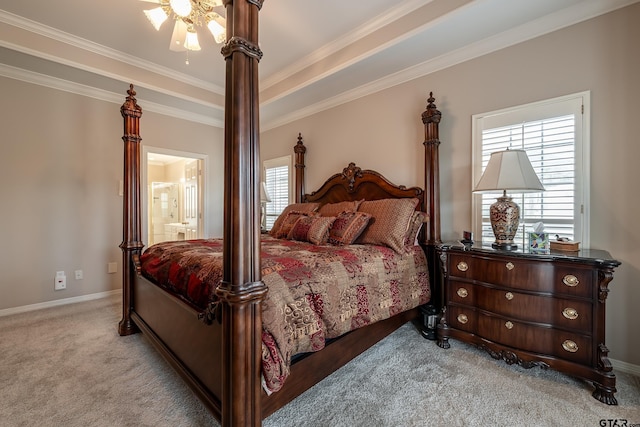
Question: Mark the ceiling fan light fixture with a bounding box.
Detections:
[144,7,169,30]
[206,14,226,44]
[143,0,226,59]
[169,19,188,52]
[184,27,202,51]
[169,0,192,17]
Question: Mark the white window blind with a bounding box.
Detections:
[472,93,589,248]
[263,156,292,230]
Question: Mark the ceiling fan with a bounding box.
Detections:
[140,0,226,52]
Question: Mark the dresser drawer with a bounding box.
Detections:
[447,304,592,365]
[445,305,478,335]
[477,313,592,365]
[448,253,593,298]
[449,281,592,332]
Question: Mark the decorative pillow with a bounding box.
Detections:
[273,210,316,239]
[269,202,319,237]
[328,211,372,246]
[318,199,363,217]
[356,198,420,252]
[287,216,336,245]
[404,211,428,246]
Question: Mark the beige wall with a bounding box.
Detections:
[0,80,224,310]
[148,164,166,182]
[262,4,640,366]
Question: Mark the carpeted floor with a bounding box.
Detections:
[1,294,638,426]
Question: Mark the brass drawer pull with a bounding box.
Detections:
[457,314,468,324]
[505,292,514,301]
[506,262,514,271]
[563,274,579,287]
[457,261,469,272]
[562,307,579,320]
[457,288,468,298]
[562,340,579,353]
[505,321,514,330]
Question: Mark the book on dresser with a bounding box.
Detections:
[436,242,621,405]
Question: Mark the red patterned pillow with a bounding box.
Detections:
[328,211,372,246]
[269,202,319,237]
[287,216,336,245]
[318,199,363,217]
[356,198,419,252]
[273,210,316,239]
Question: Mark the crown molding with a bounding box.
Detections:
[0,63,222,127]
[261,0,430,90]
[2,0,637,132]
[0,9,224,95]
[262,0,639,130]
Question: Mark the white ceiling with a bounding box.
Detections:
[0,0,636,129]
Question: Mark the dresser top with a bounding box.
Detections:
[440,241,621,268]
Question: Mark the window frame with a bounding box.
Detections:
[471,91,591,248]
[263,155,293,231]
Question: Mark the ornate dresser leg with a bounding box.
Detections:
[592,384,618,405]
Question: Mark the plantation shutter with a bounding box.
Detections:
[264,156,291,230]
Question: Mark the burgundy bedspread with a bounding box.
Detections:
[140,236,430,392]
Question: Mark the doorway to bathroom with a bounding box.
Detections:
[144,148,206,247]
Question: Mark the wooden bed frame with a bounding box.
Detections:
[117,2,442,426]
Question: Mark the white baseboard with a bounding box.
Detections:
[0,289,122,317]
[612,358,640,377]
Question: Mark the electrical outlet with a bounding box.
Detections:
[55,271,66,290]
[108,262,117,274]
[75,270,83,280]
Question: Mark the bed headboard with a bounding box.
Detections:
[292,93,441,241]
[303,162,424,209]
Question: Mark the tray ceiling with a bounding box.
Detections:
[0,0,636,129]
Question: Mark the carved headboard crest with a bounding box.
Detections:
[342,162,363,192]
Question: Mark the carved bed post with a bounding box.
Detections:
[118,84,144,336]
[294,133,306,203]
[422,92,442,309]
[216,1,267,426]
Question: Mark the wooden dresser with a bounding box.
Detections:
[437,243,621,405]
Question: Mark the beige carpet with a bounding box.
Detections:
[1,294,638,426]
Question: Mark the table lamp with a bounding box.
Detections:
[473,149,544,250]
[260,182,271,231]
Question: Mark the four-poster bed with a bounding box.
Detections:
[118,1,443,425]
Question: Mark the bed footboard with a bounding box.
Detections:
[132,274,224,417]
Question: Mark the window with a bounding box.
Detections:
[472,92,590,248]
[263,155,292,230]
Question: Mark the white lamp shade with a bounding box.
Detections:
[207,15,226,43]
[144,7,168,30]
[169,0,192,17]
[260,182,271,203]
[474,149,544,193]
[184,29,201,51]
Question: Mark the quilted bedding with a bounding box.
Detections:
[140,235,430,392]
